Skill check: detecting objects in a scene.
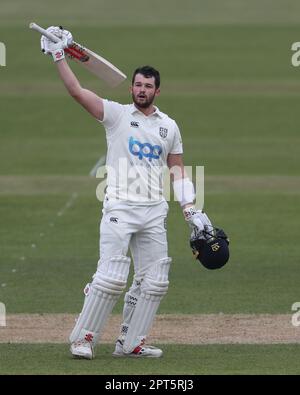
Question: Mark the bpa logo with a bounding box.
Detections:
[129,136,162,161]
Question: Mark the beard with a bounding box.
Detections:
[132,92,156,109]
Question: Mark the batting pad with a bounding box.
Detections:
[119,279,142,340]
[123,257,171,353]
[69,255,131,346]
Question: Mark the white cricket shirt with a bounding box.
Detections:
[99,100,183,203]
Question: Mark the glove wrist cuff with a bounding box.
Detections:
[183,206,196,221]
[51,49,65,62]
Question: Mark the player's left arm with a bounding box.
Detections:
[167,153,194,209]
[167,153,209,231]
[167,153,192,208]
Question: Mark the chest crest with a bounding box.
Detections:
[159,127,168,139]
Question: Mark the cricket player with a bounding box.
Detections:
[40,27,212,359]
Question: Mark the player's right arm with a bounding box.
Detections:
[56,59,104,121]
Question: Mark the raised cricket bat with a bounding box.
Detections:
[29,22,127,87]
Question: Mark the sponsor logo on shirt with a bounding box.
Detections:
[129,136,162,161]
[130,121,139,128]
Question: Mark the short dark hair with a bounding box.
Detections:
[132,65,160,89]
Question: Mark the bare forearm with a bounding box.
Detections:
[55,58,104,120]
[56,59,82,97]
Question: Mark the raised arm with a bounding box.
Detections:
[40,26,104,120]
[56,59,104,120]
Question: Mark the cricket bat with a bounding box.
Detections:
[29,22,127,87]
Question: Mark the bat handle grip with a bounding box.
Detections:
[29,22,61,43]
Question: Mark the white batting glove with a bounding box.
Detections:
[40,26,73,62]
[183,206,214,239]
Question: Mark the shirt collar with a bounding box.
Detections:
[130,104,163,119]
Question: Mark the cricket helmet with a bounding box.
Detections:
[190,228,230,270]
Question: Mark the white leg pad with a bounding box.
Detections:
[119,278,142,339]
[69,255,131,347]
[122,257,172,354]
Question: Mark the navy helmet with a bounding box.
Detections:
[190,228,230,270]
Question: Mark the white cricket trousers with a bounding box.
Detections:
[69,198,170,348]
[99,198,169,279]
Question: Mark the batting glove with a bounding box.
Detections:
[41,26,73,62]
[183,206,214,239]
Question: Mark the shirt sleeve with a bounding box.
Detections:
[170,121,183,154]
[98,99,124,131]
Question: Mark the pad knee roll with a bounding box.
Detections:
[141,257,172,297]
[92,255,131,296]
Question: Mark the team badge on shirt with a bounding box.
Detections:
[159,127,168,138]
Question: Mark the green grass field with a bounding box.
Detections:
[1,344,300,375]
[0,0,300,375]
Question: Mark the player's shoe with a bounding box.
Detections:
[70,339,94,360]
[112,339,163,358]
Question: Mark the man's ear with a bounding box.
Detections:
[155,88,161,97]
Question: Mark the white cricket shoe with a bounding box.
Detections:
[70,339,94,360]
[112,339,163,358]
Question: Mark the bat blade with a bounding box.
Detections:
[29,22,127,87]
[67,42,127,88]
